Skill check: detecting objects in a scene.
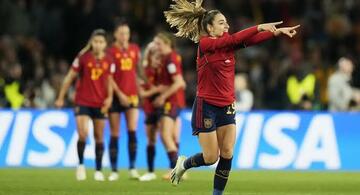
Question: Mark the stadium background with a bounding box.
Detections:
[0,0,360,194]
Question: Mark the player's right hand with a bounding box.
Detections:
[54,99,64,108]
[258,21,283,32]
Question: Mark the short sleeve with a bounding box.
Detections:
[110,63,116,74]
[167,63,178,74]
[167,54,182,76]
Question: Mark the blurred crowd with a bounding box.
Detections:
[1,0,360,111]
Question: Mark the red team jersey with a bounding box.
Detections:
[108,43,140,96]
[197,26,273,107]
[72,51,115,108]
[142,64,160,115]
[158,51,183,106]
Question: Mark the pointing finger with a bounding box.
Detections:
[271,21,283,26]
[291,25,301,30]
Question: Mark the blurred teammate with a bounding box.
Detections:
[164,0,300,194]
[152,32,186,179]
[55,29,115,181]
[107,21,142,180]
[138,42,163,181]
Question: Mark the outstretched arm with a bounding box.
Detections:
[200,21,283,52]
[242,24,301,48]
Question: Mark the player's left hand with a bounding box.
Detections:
[275,25,300,37]
[153,95,165,107]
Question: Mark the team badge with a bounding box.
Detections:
[204,118,213,129]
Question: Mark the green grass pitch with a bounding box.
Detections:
[0,169,359,195]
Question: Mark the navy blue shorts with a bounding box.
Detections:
[109,95,139,113]
[74,105,106,119]
[145,111,161,125]
[158,101,179,121]
[191,97,236,135]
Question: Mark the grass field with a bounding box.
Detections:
[0,169,359,195]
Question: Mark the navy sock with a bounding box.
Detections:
[128,131,137,169]
[146,145,155,172]
[95,143,104,171]
[213,156,232,194]
[167,151,178,168]
[77,140,86,164]
[183,153,207,170]
[109,136,118,172]
[213,189,224,195]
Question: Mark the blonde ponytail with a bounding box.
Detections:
[164,0,206,43]
[78,29,107,55]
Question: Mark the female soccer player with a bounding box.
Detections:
[55,29,115,181]
[164,0,300,194]
[152,32,186,177]
[138,42,164,181]
[107,21,141,180]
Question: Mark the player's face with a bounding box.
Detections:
[208,13,229,37]
[150,51,162,68]
[91,35,107,53]
[154,37,171,55]
[114,25,130,43]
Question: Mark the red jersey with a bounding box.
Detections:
[72,51,115,108]
[158,51,183,105]
[197,26,273,107]
[142,65,159,114]
[108,43,140,96]
[176,88,186,108]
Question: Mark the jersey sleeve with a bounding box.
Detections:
[107,56,116,74]
[167,54,182,76]
[242,31,274,48]
[199,26,259,52]
[71,56,82,72]
[110,62,116,74]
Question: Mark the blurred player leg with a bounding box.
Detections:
[172,116,188,180]
[173,117,181,150]
[108,112,120,181]
[75,115,90,181]
[93,118,105,181]
[139,124,157,181]
[125,108,140,179]
[159,116,178,180]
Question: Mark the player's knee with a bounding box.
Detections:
[77,131,87,141]
[220,147,233,159]
[148,137,156,145]
[110,131,119,137]
[203,153,219,165]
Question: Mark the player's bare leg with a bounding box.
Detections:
[108,112,120,181]
[75,115,90,181]
[93,119,106,181]
[125,108,140,179]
